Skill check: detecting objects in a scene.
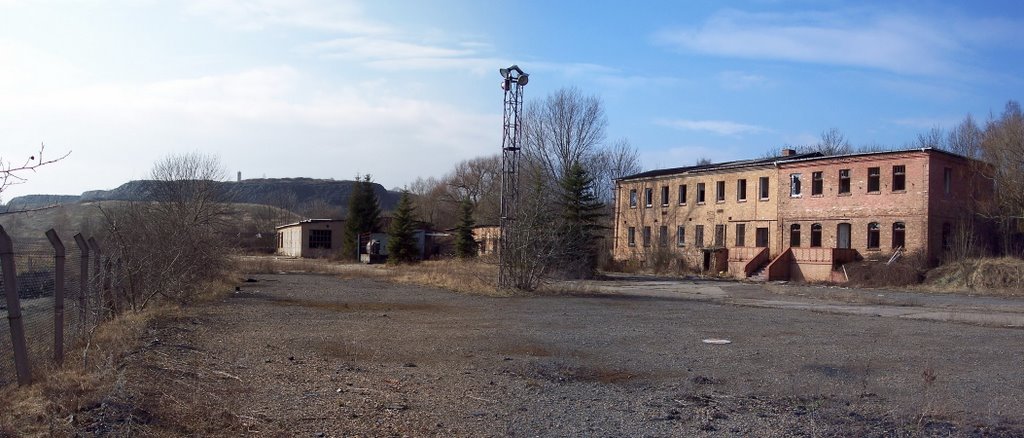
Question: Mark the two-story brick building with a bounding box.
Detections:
[612,148,986,281]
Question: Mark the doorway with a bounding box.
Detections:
[837,223,851,249]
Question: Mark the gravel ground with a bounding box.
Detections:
[77,273,1024,436]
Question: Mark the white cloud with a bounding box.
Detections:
[656,118,766,136]
[656,9,969,76]
[718,71,770,90]
[184,0,390,34]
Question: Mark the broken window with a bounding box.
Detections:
[867,167,880,192]
[892,165,906,191]
[644,188,653,207]
[678,184,687,205]
[629,189,638,208]
[716,181,726,202]
[642,226,651,247]
[659,225,668,246]
[790,173,802,197]
[677,225,685,246]
[790,224,801,247]
[892,222,906,249]
[627,227,636,246]
[867,222,880,249]
[697,183,706,204]
[737,179,747,201]
[309,229,332,249]
[810,223,822,247]
[695,225,705,248]
[735,223,746,247]
[759,177,770,200]
[811,171,823,196]
[660,186,669,206]
[839,169,851,194]
[714,224,725,247]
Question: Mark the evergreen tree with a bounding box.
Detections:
[387,190,420,264]
[342,174,382,260]
[454,199,478,258]
[557,162,605,278]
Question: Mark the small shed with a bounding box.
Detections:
[275,219,346,258]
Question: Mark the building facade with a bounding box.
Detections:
[612,148,986,281]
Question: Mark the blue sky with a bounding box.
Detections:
[1,0,1022,199]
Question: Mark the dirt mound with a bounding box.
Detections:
[924,257,1024,295]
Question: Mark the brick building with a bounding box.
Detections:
[612,148,986,281]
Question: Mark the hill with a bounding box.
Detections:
[3,177,402,217]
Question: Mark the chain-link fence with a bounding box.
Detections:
[0,226,116,387]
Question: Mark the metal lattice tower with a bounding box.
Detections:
[498,65,528,289]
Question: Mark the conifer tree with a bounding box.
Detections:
[342,174,382,260]
[454,199,478,258]
[557,161,605,277]
[387,190,419,263]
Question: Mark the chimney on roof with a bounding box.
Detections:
[781,148,796,157]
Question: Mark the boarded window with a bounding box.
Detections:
[755,227,769,247]
[695,225,705,248]
[714,224,725,247]
[659,225,668,246]
[735,223,746,247]
[839,169,851,194]
[643,226,651,246]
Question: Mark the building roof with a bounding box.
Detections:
[616,151,822,181]
[616,147,975,182]
[274,218,345,230]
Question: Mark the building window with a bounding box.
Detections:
[627,227,636,246]
[660,186,669,206]
[277,232,284,249]
[678,184,687,205]
[644,188,653,207]
[309,229,332,249]
[629,189,638,208]
[643,226,651,247]
[867,222,880,249]
[790,173,802,197]
[943,167,952,195]
[735,223,746,247]
[677,225,685,246]
[810,223,822,247]
[892,222,906,249]
[716,181,726,202]
[659,225,668,246]
[811,171,823,196]
[694,225,705,248]
[867,167,880,192]
[759,177,770,200]
[737,179,747,201]
[892,165,906,191]
[941,222,951,249]
[790,224,801,247]
[697,183,706,204]
[755,227,769,247]
[839,169,851,194]
[714,224,725,247]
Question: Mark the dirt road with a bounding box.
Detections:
[78,273,1024,436]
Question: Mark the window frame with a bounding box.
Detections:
[758,176,770,200]
[714,224,725,247]
[867,222,881,249]
[943,167,952,195]
[694,225,705,248]
[715,180,726,203]
[642,226,652,247]
[735,223,746,247]
[697,182,706,204]
[678,184,687,205]
[627,227,636,246]
[644,188,653,207]
[629,189,638,208]
[892,165,906,192]
[892,222,906,249]
[676,225,686,246]
[838,169,851,194]
[309,229,332,249]
[811,171,823,196]
[660,186,670,206]
[867,167,881,193]
[755,227,769,247]
[790,173,802,197]
[659,225,669,246]
[810,223,822,247]
[737,179,747,202]
[790,224,801,247]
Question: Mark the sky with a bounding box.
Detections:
[1,0,1023,200]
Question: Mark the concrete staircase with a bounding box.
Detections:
[748,266,769,282]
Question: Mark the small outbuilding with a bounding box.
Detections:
[275,219,346,258]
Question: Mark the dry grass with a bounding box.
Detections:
[0,280,233,437]
[921,257,1024,296]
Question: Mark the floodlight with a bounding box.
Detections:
[517,73,528,86]
[499,67,510,78]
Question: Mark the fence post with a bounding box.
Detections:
[87,238,105,320]
[45,229,66,365]
[0,225,32,385]
[73,234,89,336]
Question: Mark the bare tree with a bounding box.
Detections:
[695,157,713,166]
[811,128,853,156]
[914,126,946,150]
[523,87,607,182]
[102,152,232,309]
[947,115,983,159]
[587,138,642,204]
[979,101,1024,256]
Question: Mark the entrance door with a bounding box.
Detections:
[755,227,769,247]
[837,223,851,249]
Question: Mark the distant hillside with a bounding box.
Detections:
[3,178,402,216]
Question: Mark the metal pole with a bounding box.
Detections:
[45,229,65,365]
[498,65,527,290]
[73,234,89,336]
[87,238,104,320]
[0,225,32,385]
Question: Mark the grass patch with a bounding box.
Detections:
[921,257,1024,296]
